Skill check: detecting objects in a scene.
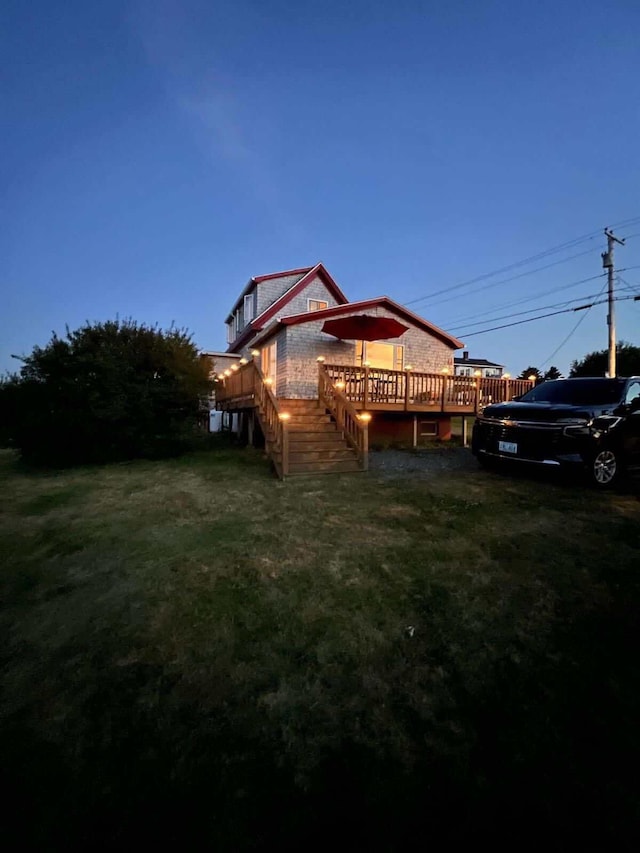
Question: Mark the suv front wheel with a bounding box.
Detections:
[587,446,621,488]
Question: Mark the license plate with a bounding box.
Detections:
[498,440,518,454]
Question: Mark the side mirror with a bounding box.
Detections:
[512,395,522,402]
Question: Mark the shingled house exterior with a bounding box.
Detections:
[215,264,531,476]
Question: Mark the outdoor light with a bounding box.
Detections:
[503,372,511,379]
[335,380,345,389]
[362,360,370,367]
[264,377,273,385]
[231,364,240,371]
[224,369,232,376]
[528,374,537,382]
[251,349,260,357]
[239,357,248,365]
[441,366,449,374]
[278,412,291,421]
[358,412,372,423]
[474,370,482,377]
[405,364,413,371]
[316,356,325,362]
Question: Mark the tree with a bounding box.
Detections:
[570,341,640,377]
[518,366,542,381]
[543,365,562,381]
[0,319,213,465]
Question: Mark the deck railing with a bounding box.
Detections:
[216,360,535,418]
[324,364,533,412]
[217,361,289,478]
[318,364,368,471]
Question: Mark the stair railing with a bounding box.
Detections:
[318,363,368,471]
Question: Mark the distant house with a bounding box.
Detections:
[454,352,504,378]
[214,264,530,477]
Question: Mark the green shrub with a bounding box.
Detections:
[0,320,213,465]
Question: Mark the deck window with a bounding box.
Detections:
[362,341,404,371]
[261,341,277,384]
[308,299,328,312]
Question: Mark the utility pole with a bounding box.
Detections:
[601,227,625,377]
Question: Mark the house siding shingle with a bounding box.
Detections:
[255,273,307,316]
[277,305,455,399]
[236,274,344,358]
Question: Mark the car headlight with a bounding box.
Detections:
[558,417,590,437]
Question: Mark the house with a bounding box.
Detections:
[454,352,505,378]
[215,263,532,477]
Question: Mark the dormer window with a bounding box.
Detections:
[244,293,255,322]
[308,299,328,312]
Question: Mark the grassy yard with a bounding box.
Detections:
[1,442,639,849]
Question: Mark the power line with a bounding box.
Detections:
[457,294,638,339]
[413,247,602,310]
[445,289,612,333]
[404,215,640,308]
[539,279,609,368]
[439,273,606,328]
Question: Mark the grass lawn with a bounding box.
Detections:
[1,442,639,848]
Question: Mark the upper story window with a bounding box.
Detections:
[308,299,328,312]
[244,293,255,322]
[226,321,235,343]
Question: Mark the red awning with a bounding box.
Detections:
[321,314,409,341]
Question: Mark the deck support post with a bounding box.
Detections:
[248,410,255,446]
[362,422,369,471]
[413,414,418,447]
[462,415,468,447]
[363,364,370,409]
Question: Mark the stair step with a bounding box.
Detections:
[289,448,356,463]
[287,414,332,423]
[289,436,348,449]
[288,423,339,433]
[287,459,363,475]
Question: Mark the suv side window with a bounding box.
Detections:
[624,380,640,407]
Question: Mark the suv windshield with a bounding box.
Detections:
[519,378,625,406]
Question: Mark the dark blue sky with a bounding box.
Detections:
[3,0,640,376]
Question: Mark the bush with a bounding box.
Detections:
[0,320,213,465]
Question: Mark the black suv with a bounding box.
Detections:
[472,376,640,487]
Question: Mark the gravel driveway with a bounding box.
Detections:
[368,447,478,476]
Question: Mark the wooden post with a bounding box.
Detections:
[362,422,369,471]
[441,375,448,412]
[404,370,411,411]
[281,422,289,478]
[248,410,255,446]
[461,415,468,447]
[413,414,418,447]
[474,381,480,414]
[504,377,511,402]
[363,364,369,409]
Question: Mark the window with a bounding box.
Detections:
[244,293,255,322]
[226,321,235,343]
[624,381,640,406]
[261,341,277,384]
[362,341,404,370]
[420,421,439,437]
[308,299,328,312]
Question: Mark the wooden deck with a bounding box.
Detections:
[216,362,533,415]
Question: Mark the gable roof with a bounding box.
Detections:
[250,296,464,350]
[454,357,504,368]
[227,263,349,352]
[225,263,347,323]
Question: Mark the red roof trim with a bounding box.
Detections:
[253,266,313,283]
[279,297,464,349]
[250,263,349,328]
